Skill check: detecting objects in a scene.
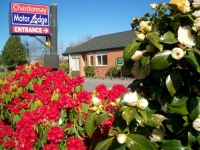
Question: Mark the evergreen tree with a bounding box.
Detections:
[2,35,27,70]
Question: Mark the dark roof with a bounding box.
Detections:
[62,30,136,55]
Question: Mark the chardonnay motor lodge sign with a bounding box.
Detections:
[10,2,50,35]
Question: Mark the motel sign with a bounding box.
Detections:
[10,2,50,35]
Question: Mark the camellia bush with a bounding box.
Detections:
[1,0,200,149]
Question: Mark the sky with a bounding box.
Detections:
[0,0,166,55]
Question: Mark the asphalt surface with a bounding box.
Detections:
[83,78,133,92]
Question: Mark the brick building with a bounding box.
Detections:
[62,30,136,77]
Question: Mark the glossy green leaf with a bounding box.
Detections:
[165,114,185,133]
[146,115,160,127]
[188,97,200,120]
[185,51,200,73]
[82,103,89,113]
[160,31,178,44]
[125,134,156,150]
[94,137,114,150]
[166,69,182,97]
[161,140,189,150]
[168,96,188,115]
[13,114,21,125]
[146,32,163,51]
[150,85,163,99]
[151,50,174,70]
[95,112,109,125]
[122,109,136,125]
[140,52,150,70]
[85,112,96,138]
[123,38,141,63]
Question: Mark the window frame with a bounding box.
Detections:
[96,51,107,66]
[70,54,79,70]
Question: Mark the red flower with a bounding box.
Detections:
[43,143,59,150]
[66,137,86,150]
[3,139,15,148]
[47,126,65,143]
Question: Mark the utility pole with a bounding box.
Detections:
[44,4,59,70]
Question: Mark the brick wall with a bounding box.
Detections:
[77,49,124,77]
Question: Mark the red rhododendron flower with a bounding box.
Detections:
[66,137,86,150]
[47,126,65,143]
[3,139,15,148]
[43,143,59,150]
[101,117,114,137]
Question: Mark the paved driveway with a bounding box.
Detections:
[83,78,133,92]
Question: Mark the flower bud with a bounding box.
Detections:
[140,21,152,33]
[92,97,101,106]
[136,31,145,41]
[90,106,98,111]
[146,44,155,52]
[193,117,200,131]
[150,127,165,142]
[131,51,143,61]
[150,3,158,9]
[110,102,117,107]
[117,134,127,144]
[137,98,148,110]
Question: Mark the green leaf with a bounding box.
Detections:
[161,140,188,150]
[146,32,163,51]
[166,69,182,97]
[125,134,156,150]
[150,85,163,99]
[160,31,178,44]
[13,114,21,125]
[188,97,200,120]
[165,114,185,133]
[146,115,160,127]
[196,35,200,48]
[94,137,114,150]
[82,103,89,113]
[140,52,150,70]
[185,51,200,73]
[85,112,96,138]
[122,109,136,125]
[123,38,141,63]
[96,112,109,125]
[168,96,188,115]
[151,50,174,70]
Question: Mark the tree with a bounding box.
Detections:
[69,34,92,47]
[2,35,27,70]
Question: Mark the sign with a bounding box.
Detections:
[10,2,50,35]
[116,57,123,66]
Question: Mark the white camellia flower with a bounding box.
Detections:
[171,47,185,60]
[193,0,200,8]
[140,21,152,33]
[117,134,127,144]
[193,117,200,131]
[192,10,200,18]
[122,91,138,106]
[92,97,101,106]
[177,26,196,48]
[131,51,143,61]
[149,127,165,142]
[137,98,148,110]
[194,18,200,28]
[135,31,145,41]
[170,0,190,13]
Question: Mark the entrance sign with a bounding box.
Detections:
[116,57,123,66]
[10,2,50,35]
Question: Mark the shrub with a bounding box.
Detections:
[107,67,119,77]
[84,66,95,77]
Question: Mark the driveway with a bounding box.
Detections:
[83,78,133,92]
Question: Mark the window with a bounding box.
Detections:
[70,54,79,70]
[89,55,93,66]
[96,51,107,66]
